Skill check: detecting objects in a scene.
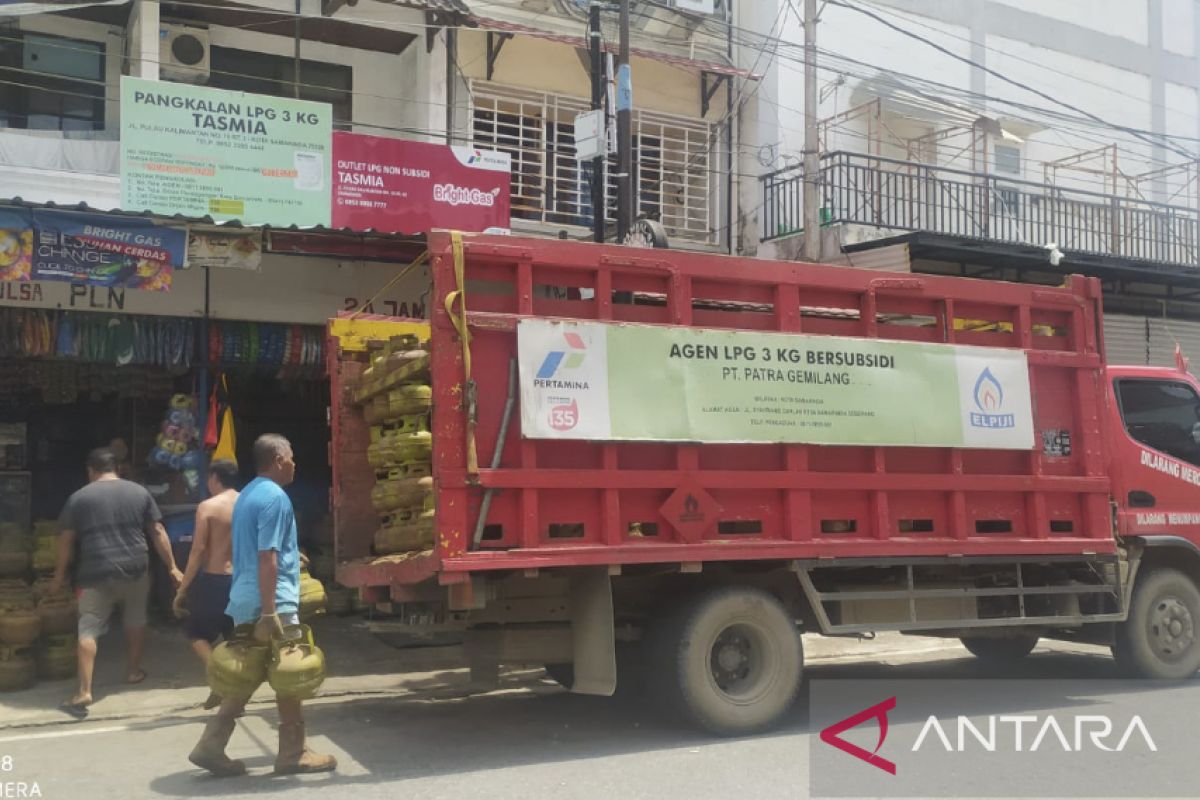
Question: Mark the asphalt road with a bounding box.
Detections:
[0,641,1190,800]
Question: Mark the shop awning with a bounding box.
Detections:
[0,0,127,17]
[0,197,427,263]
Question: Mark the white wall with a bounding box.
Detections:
[771,5,973,167]
[1163,0,1195,57]
[992,0,1149,45]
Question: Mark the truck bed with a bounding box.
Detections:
[330,232,1115,595]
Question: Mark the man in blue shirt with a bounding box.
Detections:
[188,434,336,777]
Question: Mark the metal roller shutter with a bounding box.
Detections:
[1104,313,1149,366]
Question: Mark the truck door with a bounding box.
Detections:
[1112,376,1200,541]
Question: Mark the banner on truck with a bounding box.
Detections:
[120,77,332,227]
[332,132,511,234]
[517,319,1035,449]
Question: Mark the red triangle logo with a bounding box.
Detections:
[819,696,897,775]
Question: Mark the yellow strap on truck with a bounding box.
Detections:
[445,231,479,475]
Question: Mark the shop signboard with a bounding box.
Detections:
[0,208,184,291]
[517,319,1035,449]
[187,230,263,270]
[0,251,427,325]
[120,77,332,227]
[332,132,511,234]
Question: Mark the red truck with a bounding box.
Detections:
[328,230,1200,736]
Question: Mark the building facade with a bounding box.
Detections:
[754,0,1200,364]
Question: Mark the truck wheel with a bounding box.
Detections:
[650,587,802,736]
[1114,567,1200,680]
[960,635,1038,662]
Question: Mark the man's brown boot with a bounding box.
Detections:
[188,714,247,777]
[273,722,337,775]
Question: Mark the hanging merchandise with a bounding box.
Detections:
[149,394,205,496]
[210,376,238,466]
[209,322,323,376]
[0,309,197,369]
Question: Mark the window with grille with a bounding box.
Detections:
[470,81,719,244]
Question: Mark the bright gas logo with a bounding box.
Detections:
[968,367,1016,429]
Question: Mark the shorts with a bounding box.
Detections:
[230,612,300,638]
[184,572,234,644]
[78,571,150,640]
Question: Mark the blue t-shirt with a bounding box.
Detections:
[226,477,300,625]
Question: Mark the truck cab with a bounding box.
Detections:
[1109,363,1200,546]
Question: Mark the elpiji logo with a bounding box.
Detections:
[968,367,1016,429]
[535,332,587,383]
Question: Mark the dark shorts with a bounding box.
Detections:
[185,572,234,644]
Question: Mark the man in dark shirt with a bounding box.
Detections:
[52,447,183,718]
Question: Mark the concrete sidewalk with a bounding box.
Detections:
[0,617,966,731]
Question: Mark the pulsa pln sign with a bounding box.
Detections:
[332,132,511,234]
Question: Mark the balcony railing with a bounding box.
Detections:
[762,151,1200,267]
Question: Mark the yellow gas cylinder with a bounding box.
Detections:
[0,549,28,578]
[0,580,32,609]
[37,634,76,680]
[0,607,41,647]
[267,625,326,700]
[0,647,35,692]
[207,637,270,700]
[298,570,326,621]
[37,595,77,636]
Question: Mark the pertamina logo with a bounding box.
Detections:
[968,367,1016,429]
[536,332,588,384]
[537,332,588,431]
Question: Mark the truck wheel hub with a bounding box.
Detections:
[1150,597,1194,659]
[710,625,763,694]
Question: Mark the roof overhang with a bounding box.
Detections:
[472,16,756,79]
[845,231,1200,290]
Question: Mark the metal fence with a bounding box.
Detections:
[762,151,1200,266]
[471,81,720,246]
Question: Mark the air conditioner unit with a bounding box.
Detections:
[159,23,210,83]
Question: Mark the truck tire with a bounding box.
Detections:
[650,587,803,736]
[960,635,1038,662]
[1113,567,1200,680]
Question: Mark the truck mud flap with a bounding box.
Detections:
[568,566,617,696]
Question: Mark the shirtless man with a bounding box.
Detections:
[174,460,239,703]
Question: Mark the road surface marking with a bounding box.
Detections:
[0,725,129,743]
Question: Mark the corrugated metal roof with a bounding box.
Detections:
[379,0,470,14]
[0,196,426,241]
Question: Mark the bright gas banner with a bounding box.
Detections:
[517,319,1035,449]
[120,77,332,227]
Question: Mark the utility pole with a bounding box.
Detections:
[802,0,821,261]
[589,2,605,243]
[616,0,633,243]
[293,0,302,99]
